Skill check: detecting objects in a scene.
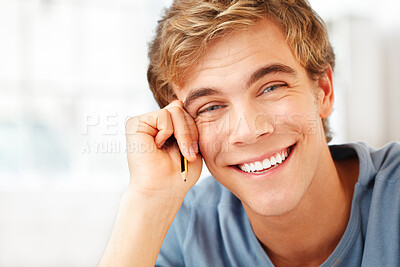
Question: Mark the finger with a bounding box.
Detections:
[165,104,197,161]
[125,116,157,158]
[153,109,174,148]
[169,100,199,151]
[126,113,158,137]
[182,109,199,153]
[125,109,174,153]
[166,100,199,152]
[174,100,199,154]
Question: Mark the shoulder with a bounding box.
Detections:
[347,142,400,266]
[368,141,400,182]
[330,141,400,185]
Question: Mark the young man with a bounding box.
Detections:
[99,1,400,266]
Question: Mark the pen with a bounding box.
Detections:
[181,152,188,182]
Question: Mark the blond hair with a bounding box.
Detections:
[147,0,335,142]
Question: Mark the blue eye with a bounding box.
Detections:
[262,84,285,94]
[197,104,226,115]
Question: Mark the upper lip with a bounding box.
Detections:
[231,144,295,166]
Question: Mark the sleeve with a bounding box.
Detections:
[155,222,185,266]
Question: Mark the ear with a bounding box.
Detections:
[317,65,334,119]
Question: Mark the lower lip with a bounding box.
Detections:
[232,144,295,178]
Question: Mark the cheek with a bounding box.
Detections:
[197,121,227,162]
[269,96,319,135]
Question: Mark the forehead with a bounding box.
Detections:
[174,18,303,98]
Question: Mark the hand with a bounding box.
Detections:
[125,100,202,200]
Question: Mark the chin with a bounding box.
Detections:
[241,189,303,217]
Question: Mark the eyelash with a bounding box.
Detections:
[262,83,286,94]
[197,104,227,116]
[196,83,287,115]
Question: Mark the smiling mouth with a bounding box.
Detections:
[235,145,294,174]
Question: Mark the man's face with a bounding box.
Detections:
[174,19,333,216]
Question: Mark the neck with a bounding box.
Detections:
[243,148,358,267]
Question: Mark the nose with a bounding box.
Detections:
[228,103,274,146]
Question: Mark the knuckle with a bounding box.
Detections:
[168,105,185,116]
[163,128,174,135]
[178,138,191,149]
[165,99,181,108]
[191,128,199,140]
[125,116,140,132]
[176,129,192,141]
[158,109,170,123]
[186,117,198,138]
[158,108,168,117]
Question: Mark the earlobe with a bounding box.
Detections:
[318,65,334,119]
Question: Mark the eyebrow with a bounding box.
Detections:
[183,87,222,110]
[183,63,298,110]
[246,63,297,88]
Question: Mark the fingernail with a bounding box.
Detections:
[189,147,196,158]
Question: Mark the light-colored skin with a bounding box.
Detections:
[99,100,202,267]
[99,18,359,267]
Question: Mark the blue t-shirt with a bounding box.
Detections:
[156,142,400,266]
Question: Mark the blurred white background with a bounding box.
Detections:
[0,0,399,266]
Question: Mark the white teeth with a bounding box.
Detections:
[239,164,246,172]
[244,163,250,172]
[263,158,271,169]
[250,163,256,172]
[238,147,291,173]
[276,154,282,164]
[255,162,263,171]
